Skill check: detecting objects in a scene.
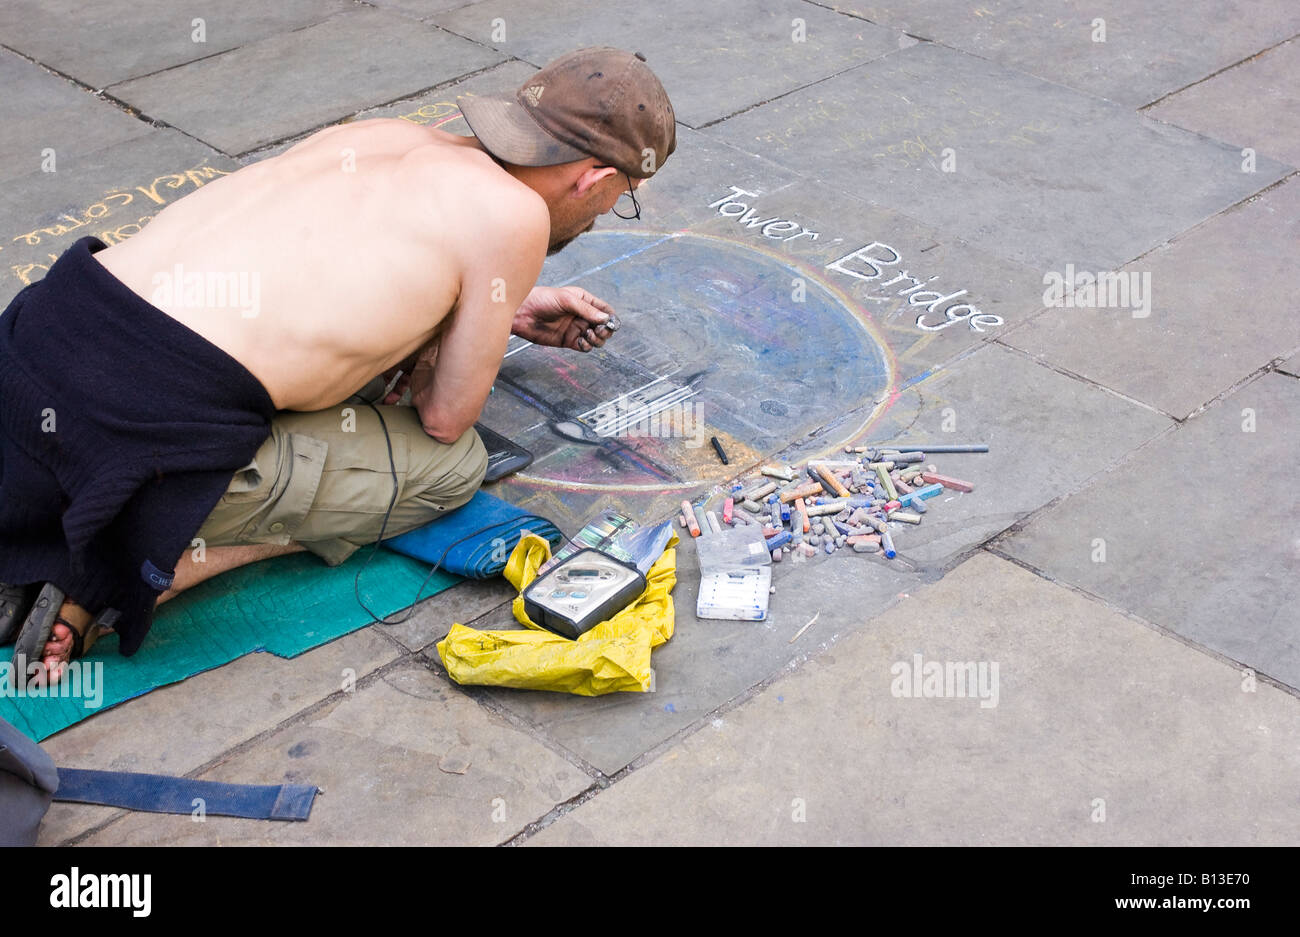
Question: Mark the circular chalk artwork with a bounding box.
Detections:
[479,230,894,520]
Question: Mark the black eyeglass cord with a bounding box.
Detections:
[611,172,641,221]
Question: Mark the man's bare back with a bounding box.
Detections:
[92,119,548,417]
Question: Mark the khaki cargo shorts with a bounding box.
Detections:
[195,387,488,566]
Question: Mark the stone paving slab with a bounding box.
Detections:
[0,0,354,90]
[237,59,540,164]
[1280,353,1300,377]
[1000,372,1300,690]
[375,577,516,653]
[815,0,1300,109]
[1003,177,1300,420]
[440,530,914,776]
[0,130,236,295]
[709,41,1292,272]
[108,7,504,155]
[37,628,400,845]
[530,551,1300,845]
[433,0,904,128]
[0,48,152,185]
[850,341,1170,570]
[1146,38,1300,169]
[357,59,537,126]
[368,0,477,19]
[79,661,593,845]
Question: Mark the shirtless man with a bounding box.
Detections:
[0,47,676,683]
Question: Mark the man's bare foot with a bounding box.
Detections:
[28,599,110,687]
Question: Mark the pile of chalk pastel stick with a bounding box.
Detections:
[679,444,986,562]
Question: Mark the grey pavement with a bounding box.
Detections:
[1,0,1296,846]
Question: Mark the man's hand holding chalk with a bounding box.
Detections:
[511,285,620,353]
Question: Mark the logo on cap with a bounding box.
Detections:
[522,85,545,107]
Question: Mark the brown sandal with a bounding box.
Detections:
[11,583,119,668]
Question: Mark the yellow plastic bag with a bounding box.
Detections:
[436,532,678,695]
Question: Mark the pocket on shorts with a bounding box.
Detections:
[310,431,411,514]
[220,456,270,504]
[238,432,328,543]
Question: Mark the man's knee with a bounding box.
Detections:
[399,424,488,522]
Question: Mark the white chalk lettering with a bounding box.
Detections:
[708,185,759,209]
[880,270,925,290]
[761,220,799,238]
[908,288,968,309]
[900,275,938,294]
[826,242,901,281]
[916,303,1002,333]
[782,228,819,243]
[704,184,1000,332]
[708,186,818,242]
[735,207,780,228]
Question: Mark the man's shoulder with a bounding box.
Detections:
[401,143,547,241]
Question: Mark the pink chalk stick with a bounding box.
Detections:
[920,472,974,493]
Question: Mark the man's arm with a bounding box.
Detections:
[414,195,548,443]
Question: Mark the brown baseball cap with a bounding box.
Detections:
[458,47,676,179]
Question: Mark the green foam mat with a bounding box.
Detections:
[0,549,459,741]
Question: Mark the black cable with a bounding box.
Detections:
[350,398,561,625]
[349,398,401,622]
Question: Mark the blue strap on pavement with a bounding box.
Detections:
[53,768,319,821]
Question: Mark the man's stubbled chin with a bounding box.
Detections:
[548,219,596,256]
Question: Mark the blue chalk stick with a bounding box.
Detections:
[765,530,792,551]
[881,529,896,559]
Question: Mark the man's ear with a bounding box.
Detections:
[573,164,619,198]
